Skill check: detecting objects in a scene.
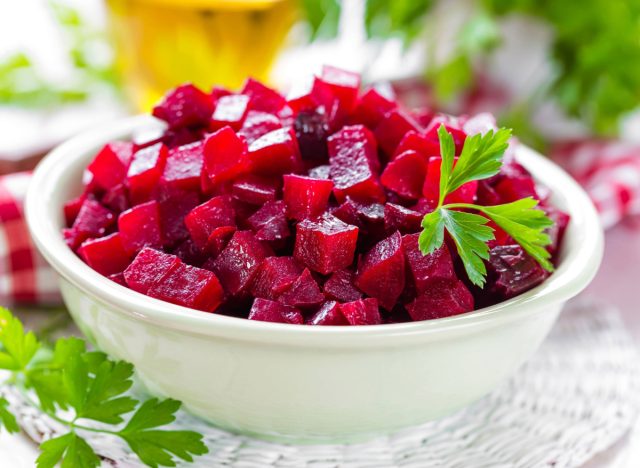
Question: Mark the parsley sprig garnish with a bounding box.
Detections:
[418,125,554,287]
[0,307,208,467]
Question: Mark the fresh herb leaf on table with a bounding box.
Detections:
[419,125,554,287]
[0,307,208,467]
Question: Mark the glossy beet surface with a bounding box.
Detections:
[65,71,568,324]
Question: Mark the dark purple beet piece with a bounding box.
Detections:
[101,184,129,213]
[246,200,290,243]
[406,279,474,321]
[323,269,363,302]
[123,247,181,294]
[355,231,405,310]
[402,233,456,297]
[171,237,207,266]
[250,256,302,300]
[204,226,236,258]
[248,298,303,324]
[278,268,324,308]
[294,213,359,275]
[487,245,549,299]
[232,174,281,206]
[184,196,236,248]
[294,109,329,163]
[65,199,115,250]
[307,301,348,326]
[543,206,570,257]
[157,188,200,246]
[152,83,213,129]
[212,230,273,296]
[384,203,422,234]
[339,298,381,325]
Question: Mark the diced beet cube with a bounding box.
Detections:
[157,188,200,245]
[124,247,181,294]
[384,304,412,324]
[328,125,385,203]
[307,301,348,326]
[476,180,502,206]
[66,199,115,249]
[402,233,456,298]
[423,157,478,205]
[494,175,538,203]
[203,126,249,184]
[411,108,436,128]
[248,298,303,324]
[248,127,302,176]
[487,245,549,299]
[162,141,205,192]
[316,65,360,113]
[424,116,467,155]
[406,279,474,321]
[231,174,281,205]
[64,193,87,227]
[78,233,130,276]
[294,110,329,163]
[278,268,324,308]
[127,143,168,204]
[323,269,363,302]
[241,78,286,113]
[411,197,437,215]
[212,231,273,296]
[148,262,223,312]
[184,196,236,249]
[330,197,361,226]
[283,174,334,221]
[543,206,570,257]
[87,142,134,191]
[250,256,302,300]
[246,200,290,243]
[294,213,359,275]
[118,201,163,255]
[384,203,422,234]
[171,237,207,266]
[204,225,236,258]
[152,83,213,129]
[308,164,331,180]
[340,298,381,325]
[108,272,127,286]
[380,150,427,200]
[101,184,129,213]
[394,131,437,159]
[161,127,206,149]
[355,231,405,310]
[351,87,396,129]
[211,85,232,102]
[210,94,250,131]
[374,109,421,156]
[238,111,282,144]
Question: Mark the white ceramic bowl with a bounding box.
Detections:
[26,116,603,444]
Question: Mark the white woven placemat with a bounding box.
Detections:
[4,299,640,467]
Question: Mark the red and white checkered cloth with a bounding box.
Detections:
[0,141,639,306]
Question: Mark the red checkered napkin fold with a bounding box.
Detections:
[0,172,61,305]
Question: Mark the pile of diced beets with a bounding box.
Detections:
[62,66,569,325]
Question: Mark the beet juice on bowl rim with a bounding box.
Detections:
[25,65,602,442]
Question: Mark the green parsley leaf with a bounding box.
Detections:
[0,397,19,434]
[36,433,100,468]
[437,124,456,206]
[419,209,446,256]
[476,198,554,271]
[0,307,40,371]
[119,398,208,467]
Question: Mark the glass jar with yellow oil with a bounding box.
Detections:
[105,0,297,111]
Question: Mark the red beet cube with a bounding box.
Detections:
[63,193,87,227]
[340,298,381,325]
[78,233,130,276]
[494,175,538,203]
[402,233,455,297]
[351,87,396,129]
[250,256,302,299]
[355,231,405,310]
[543,206,570,257]
[118,201,164,255]
[424,116,467,155]
[316,65,360,113]
[210,94,250,131]
[374,109,421,156]
[380,150,427,200]
[152,83,213,129]
[238,111,282,144]
[184,196,236,248]
[328,125,385,203]
[66,199,115,249]
[232,174,281,205]
[294,110,330,163]
[246,200,290,243]
[423,157,478,205]
[488,245,549,299]
[294,213,359,275]
[307,301,348,326]
[124,247,181,294]
[157,187,200,245]
[203,126,249,184]
[283,174,334,220]
[248,298,303,324]
[204,226,236,258]
[87,142,134,191]
[476,180,502,206]
[248,127,302,176]
[406,279,474,321]
[323,269,363,302]
[162,141,205,192]
[101,184,130,213]
[394,130,438,159]
[241,78,286,113]
[278,268,324,308]
[127,143,168,204]
[108,272,127,286]
[212,231,273,296]
[384,204,423,234]
[308,164,331,180]
[172,237,207,266]
[148,262,223,312]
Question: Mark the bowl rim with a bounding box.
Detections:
[25,115,604,346]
